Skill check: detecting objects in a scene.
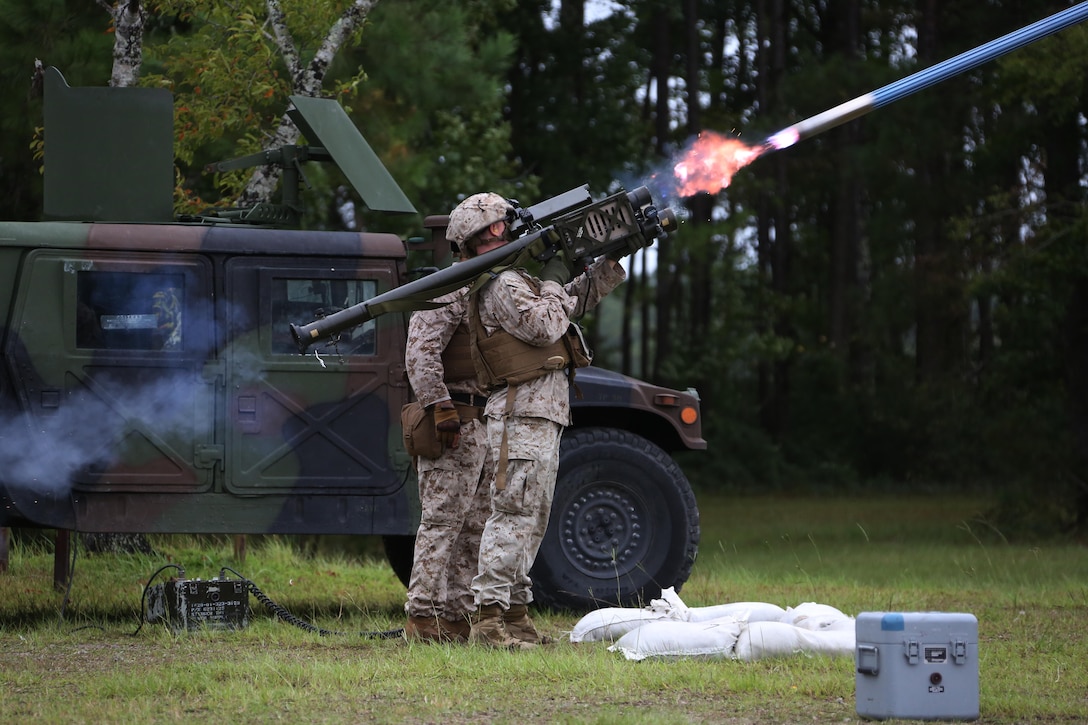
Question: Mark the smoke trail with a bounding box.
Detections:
[1,370,214,494]
[0,299,265,497]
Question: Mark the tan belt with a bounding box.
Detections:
[452,401,485,422]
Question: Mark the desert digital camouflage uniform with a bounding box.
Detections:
[471,257,626,609]
[404,288,490,624]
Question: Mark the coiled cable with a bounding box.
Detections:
[219,566,403,639]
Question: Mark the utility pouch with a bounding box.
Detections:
[565,324,593,369]
[401,401,443,459]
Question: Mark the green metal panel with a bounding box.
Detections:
[42,67,174,223]
[288,95,417,215]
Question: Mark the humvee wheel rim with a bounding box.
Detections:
[560,484,648,577]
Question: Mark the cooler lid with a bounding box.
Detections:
[856,612,978,643]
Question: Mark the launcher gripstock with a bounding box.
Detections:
[289,185,676,353]
[521,185,677,270]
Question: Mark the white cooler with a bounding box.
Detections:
[855,612,979,721]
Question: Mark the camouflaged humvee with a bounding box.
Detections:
[0,69,703,610]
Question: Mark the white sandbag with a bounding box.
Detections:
[733,621,856,661]
[793,614,856,631]
[569,607,676,643]
[780,602,850,627]
[650,586,688,614]
[568,587,690,643]
[686,601,788,624]
[609,618,743,661]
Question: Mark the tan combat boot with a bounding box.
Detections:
[405,614,469,644]
[404,615,445,643]
[503,604,555,645]
[439,615,472,643]
[469,604,537,650]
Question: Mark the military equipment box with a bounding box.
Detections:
[856,611,980,721]
[145,576,251,633]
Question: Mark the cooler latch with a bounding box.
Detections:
[906,639,920,664]
[952,638,968,664]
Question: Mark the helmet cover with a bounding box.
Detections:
[446,192,511,255]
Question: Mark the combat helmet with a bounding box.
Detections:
[446,192,513,256]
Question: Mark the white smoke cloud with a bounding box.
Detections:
[1,371,213,493]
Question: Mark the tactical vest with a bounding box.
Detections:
[467,271,591,392]
[439,323,477,383]
[468,270,593,491]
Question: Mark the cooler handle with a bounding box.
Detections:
[857,644,880,675]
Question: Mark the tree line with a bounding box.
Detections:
[1,0,1085,536]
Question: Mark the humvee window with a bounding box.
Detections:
[270,277,377,355]
[77,271,185,351]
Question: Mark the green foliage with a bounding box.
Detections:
[0,0,115,220]
[502,2,653,195]
[3,1,1088,535]
[347,0,538,220]
[139,1,369,211]
[134,0,535,222]
[997,24,1088,122]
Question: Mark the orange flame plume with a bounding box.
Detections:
[673,131,764,196]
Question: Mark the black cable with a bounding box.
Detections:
[131,563,186,636]
[218,567,403,639]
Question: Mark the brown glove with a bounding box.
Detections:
[433,402,461,450]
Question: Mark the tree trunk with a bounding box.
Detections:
[824,0,863,389]
[682,0,715,395]
[242,0,375,205]
[1065,277,1088,530]
[756,0,792,441]
[99,0,147,87]
[912,0,967,384]
[1045,111,1088,529]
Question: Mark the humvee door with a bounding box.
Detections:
[7,250,216,503]
[224,258,411,501]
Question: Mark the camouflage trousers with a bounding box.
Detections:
[405,417,490,621]
[472,415,562,609]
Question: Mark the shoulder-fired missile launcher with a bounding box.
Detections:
[0,69,703,610]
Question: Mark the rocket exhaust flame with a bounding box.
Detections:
[672,131,765,196]
[766,128,800,151]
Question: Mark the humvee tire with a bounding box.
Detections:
[382,426,700,612]
[534,427,699,611]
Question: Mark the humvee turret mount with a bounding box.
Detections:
[0,69,703,610]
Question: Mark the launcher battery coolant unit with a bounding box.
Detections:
[145,575,251,633]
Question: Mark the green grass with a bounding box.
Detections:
[1,493,1086,724]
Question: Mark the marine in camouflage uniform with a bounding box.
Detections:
[402,284,490,643]
[469,257,625,648]
[442,191,629,649]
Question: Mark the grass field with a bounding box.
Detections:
[1,493,1085,724]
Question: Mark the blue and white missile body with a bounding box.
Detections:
[765,2,1088,151]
